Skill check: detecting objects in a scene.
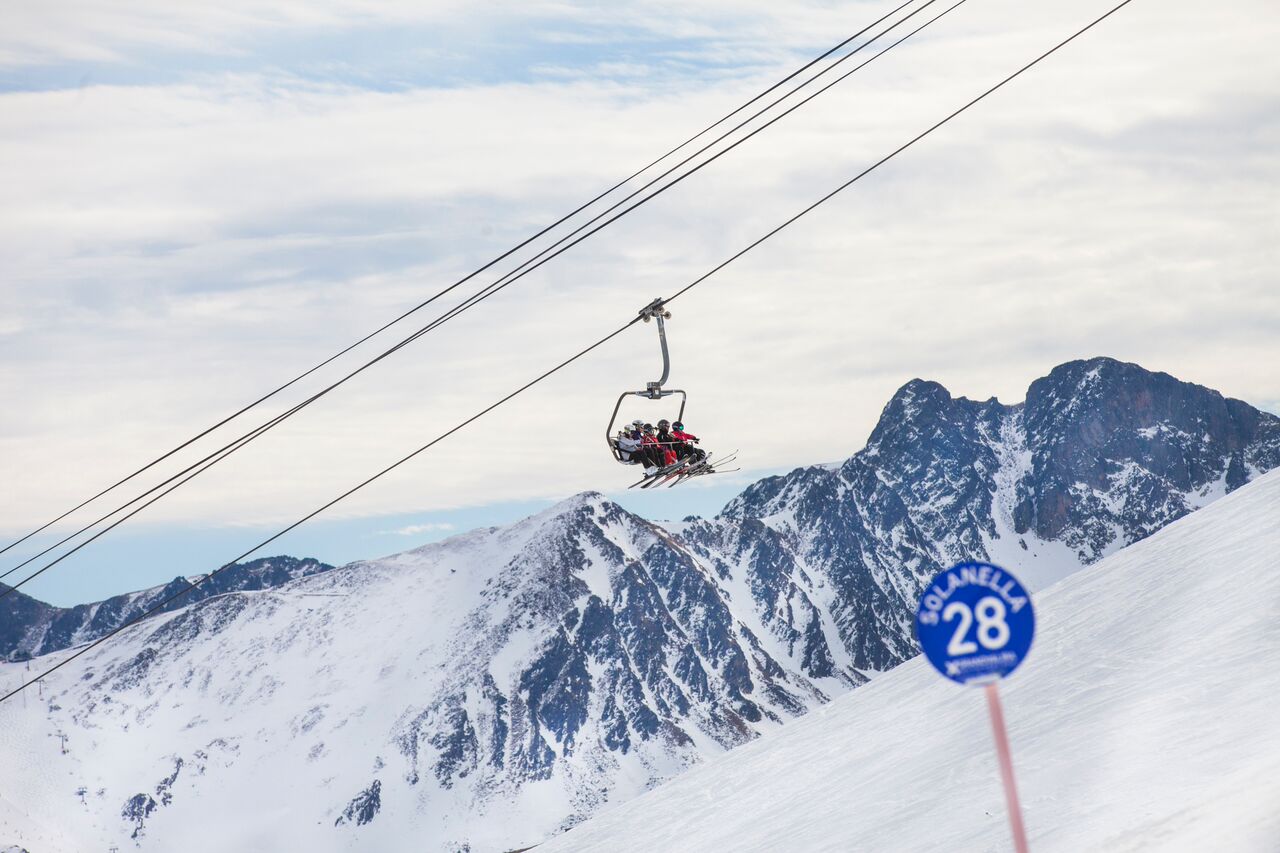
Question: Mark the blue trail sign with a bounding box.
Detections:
[916,561,1035,685]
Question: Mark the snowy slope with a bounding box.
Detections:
[0,357,1275,852]
[670,357,1279,688]
[540,469,1280,852]
[0,495,829,853]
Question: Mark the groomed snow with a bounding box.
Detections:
[541,469,1280,853]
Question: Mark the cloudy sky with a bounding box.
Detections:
[3,0,1277,604]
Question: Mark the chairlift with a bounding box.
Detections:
[605,299,738,488]
[605,298,686,463]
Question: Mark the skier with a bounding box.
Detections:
[641,423,677,467]
[655,420,692,465]
[669,420,706,463]
[612,422,661,472]
[615,428,643,465]
[632,426,666,472]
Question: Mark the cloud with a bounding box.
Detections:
[0,0,835,74]
[377,522,457,536]
[0,0,501,68]
[0,0,1277,538]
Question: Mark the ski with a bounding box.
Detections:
[669,466,735,487]
[700,450,738,470]
[648,468,688,489]
[623,450,735,490]
[660,450,732,484]
[628,456,697,489]
[665,451,737,487]
[626,470,654,489]
[642,455,702,489]
[670,465,741,486]
[627,461,679,489]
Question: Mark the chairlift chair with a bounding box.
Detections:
[606,298,686,463]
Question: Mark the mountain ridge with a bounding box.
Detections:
[538,468,1280,853]
[0,555,334,661]
[1,355,1277,852]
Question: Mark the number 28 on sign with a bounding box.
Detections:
[917,561,1034,685]
[916,562,1036,853]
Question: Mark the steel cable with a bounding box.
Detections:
[1,0,1138,703]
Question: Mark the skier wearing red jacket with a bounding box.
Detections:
[641,423,678,467]
[669,420,706,463]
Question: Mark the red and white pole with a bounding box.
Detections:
[985,682,1029,853]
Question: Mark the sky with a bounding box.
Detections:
[2,0,1277,606]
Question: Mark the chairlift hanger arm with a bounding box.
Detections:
[638,297,673,394]
[605,298,685,461]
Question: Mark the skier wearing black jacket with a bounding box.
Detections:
[656,419,699,464]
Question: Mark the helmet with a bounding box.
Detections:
[643,423,654,432]
[657,419,670,430]
[631,419,644,428]
[672,421,684,431]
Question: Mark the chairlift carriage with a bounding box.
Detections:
[606,298,737,488]
[605,299,684,457]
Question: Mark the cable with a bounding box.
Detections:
[0,0,954,595]
[0,259,608,600]
[0,318,641,704]
[1,0,1141,705]
[477,0,958,304]
[0,0,924,563]
[667,0,1138,307]
[361,0,971,378]
[1,276,506,600]
[0,261,560,600]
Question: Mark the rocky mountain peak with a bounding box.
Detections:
[5,358,1277,853]
[723,356,1279,589]
[865,378,1002,464]
[515,490,626,533]
[1016,357,1280,545]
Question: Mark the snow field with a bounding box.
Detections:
[540,469,1280,852]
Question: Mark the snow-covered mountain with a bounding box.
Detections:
[538,468,1280,853]
[0,556,334,660]
[683,355,1280,675]
[0,496,832,852]
[0,356,1275,852]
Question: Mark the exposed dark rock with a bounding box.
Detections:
[335,780,381,827]
[121,792,157,839]
[1,556,334,660]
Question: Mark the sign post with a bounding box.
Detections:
[916,561,1035,853]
